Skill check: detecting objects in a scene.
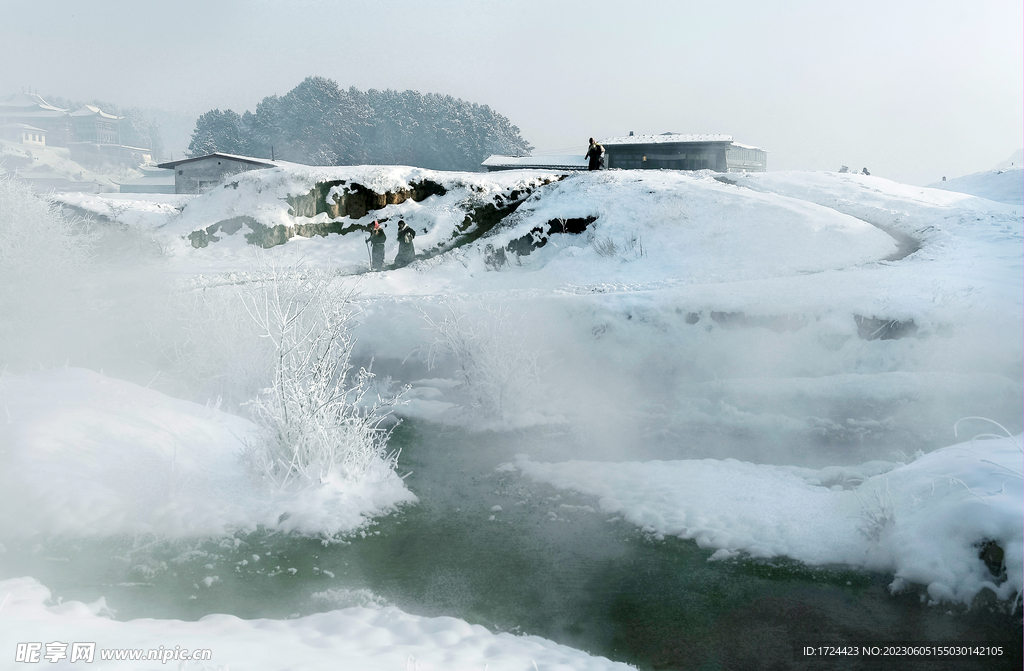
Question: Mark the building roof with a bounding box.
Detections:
[729,141,767,151]
[3,123,46,132]
[117,168,175,186]
[70,105,122,120]
[600,133,734,145]
[0,108,70,119]
[157,152,280,170]
[482,154,588,170]
[0,93,68,113]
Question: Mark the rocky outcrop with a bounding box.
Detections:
[286,179,448,219]
[188,177,557,253]
[187,215,371,249]
[506,216,598,256]
[189,179,448,249]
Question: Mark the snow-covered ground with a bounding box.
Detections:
[0,577,631,670]
[928,165,1023,206]
[2,163,1021,667]
[0,139,140,193]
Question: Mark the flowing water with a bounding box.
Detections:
[3,419,1020,670]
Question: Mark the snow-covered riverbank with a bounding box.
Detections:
[3,164,1020,668]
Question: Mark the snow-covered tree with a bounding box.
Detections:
[186,77,532,169]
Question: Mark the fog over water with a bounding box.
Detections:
[0,4,1021,668]
[2,0,1021,184]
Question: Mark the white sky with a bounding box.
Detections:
[2,0,1020,185]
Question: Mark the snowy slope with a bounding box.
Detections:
[927,165,1023,205]
[0,577,632,671]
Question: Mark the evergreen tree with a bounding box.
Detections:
[188,109,252,157]
[186,77,532,170]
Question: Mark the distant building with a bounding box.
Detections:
[0,93,71,145]
[157,152,279,194]
[1,93,158,168]
[601,133,767,172]
[66,104,157,166]
[70,105,122,144]
[483,132,768,173]
[2,123,46,146]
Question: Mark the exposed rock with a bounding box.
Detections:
[506,216,598,257]
[977,539,1006,582]
[286,179,448,220]
[710,311,807,333]
[854,315,918,340]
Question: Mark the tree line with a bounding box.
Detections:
[187,76,533,171]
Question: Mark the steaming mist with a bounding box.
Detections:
[0,163,1020,668]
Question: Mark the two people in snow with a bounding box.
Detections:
[585,138,604,171]
[366,219,416,271]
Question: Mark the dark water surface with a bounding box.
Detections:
[3,420,1020,670]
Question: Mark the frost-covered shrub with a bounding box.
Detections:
[587,228,645,260]
[239,261,404,490]
[0,178,92,275]
[150,278,273,407]
[0,178,94,369]
[422,302,541,421]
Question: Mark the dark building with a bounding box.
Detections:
[482,133,767,173]
[157,152,279,194]
[601,133,767,172]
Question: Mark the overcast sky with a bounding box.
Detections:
[2,0,1020,185]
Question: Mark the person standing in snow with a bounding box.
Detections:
[394,220,417,268]
[366,220,387,271]
[585,138,604,171]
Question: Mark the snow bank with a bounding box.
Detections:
[928,166,1023,206]
[55,192,193,230]
[0,577,632,670]
[515,434,1023,605]
[0,368,415,538]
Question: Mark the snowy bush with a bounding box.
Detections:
[587,229,645,260]
[0,178,92,275]
[421,302,541,421]
[239,260,405,490]
[0,178,94,370]
[151,277,273,407]
[856,479,895,542]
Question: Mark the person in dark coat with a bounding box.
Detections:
[585,138,604,171]
[366,220,386,270]
[394,220,417,268]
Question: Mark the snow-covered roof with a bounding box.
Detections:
[0,93,68,113]
[0,108,69,119]
[729,141,766,151]
[70,105,121,120]
[600,133,734,145]
[157,152,280,170]
[3,123,46,132]
[482,154,588,169]
[117,169,175,186]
